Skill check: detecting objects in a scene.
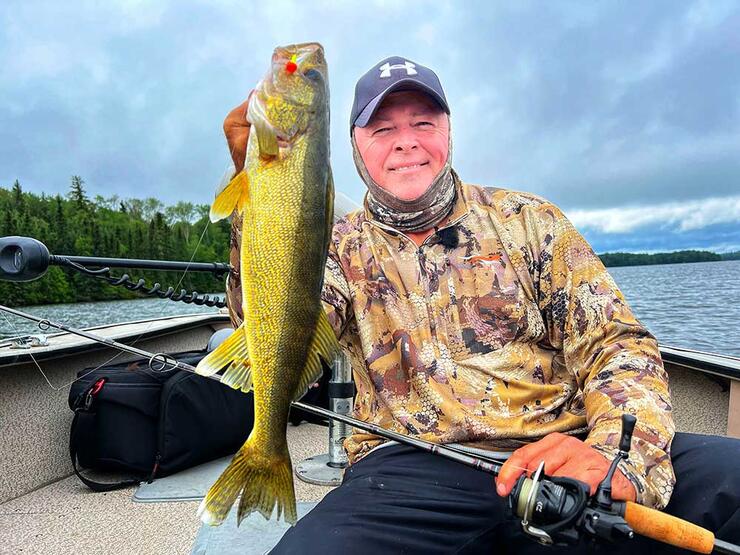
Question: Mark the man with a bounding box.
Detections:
[222,56,739,553]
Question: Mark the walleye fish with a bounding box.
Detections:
[195,42,340,526]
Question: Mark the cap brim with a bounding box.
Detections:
[353,79,450,128]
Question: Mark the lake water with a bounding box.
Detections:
[1,260,738,357]
[608,260,739,357]
[0,295,224,341]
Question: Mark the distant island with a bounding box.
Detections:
[598,250,739,267]
[0,177,737,306]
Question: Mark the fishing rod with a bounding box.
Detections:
[0,236,231,308]
[0,303,737,554]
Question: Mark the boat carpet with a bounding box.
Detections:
[133,454,233,503]
[190,502,318,555]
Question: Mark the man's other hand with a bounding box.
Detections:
[223,92,254,174]
[495,432,637,501]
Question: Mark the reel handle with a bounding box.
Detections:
[619,413,637,452]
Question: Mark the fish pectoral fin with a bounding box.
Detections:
[254,120,279,159]
[210,171,249,222]
[195,324,253,393]
[292,310,342,401]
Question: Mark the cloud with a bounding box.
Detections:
[567,195,740,234]
[0,1,738,254]
[582,221,740,254]
[446,2,740,209]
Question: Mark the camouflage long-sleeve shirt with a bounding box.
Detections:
[226,177,675,509]
[318,178,675,509]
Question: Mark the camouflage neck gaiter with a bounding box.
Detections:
[352,131,455,232]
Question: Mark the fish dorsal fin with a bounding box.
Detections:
[253,120,279,159]
[195,323,253,393]
[210,171,249,222]
[292,309,341,402]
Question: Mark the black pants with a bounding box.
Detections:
[273,433,740,554]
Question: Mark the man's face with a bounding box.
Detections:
[353,91,449,201]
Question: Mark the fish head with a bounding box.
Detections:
[249,42,329,150]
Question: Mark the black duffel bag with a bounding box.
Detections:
[68,350,254,492]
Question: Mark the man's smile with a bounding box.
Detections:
[389,161,430,172]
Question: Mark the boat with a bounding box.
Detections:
[0,188,738,553]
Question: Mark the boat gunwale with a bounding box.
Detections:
[0,312,230,368]
[1,314,738,380]
[660,344,740,380]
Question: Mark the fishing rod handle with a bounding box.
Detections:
[623,501,714,553]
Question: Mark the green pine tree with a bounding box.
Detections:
[68,175,89,210]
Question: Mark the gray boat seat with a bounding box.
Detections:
[207,328,235,352]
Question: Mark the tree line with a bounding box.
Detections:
[0,177,230,307]
[598,250,738,267]
[1,178,738,306]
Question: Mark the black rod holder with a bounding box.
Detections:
[50,254,231,276]
[0,236,231,282]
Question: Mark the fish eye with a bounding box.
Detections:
[304,68,322,81]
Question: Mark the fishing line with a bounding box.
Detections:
[5,194,214,391]
[12,107,238,391]
[1,307,129,390]
[13,100,238,387]
[1,309,74,390]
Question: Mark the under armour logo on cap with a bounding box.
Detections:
[350,55,450,132]
[379,60,418,78]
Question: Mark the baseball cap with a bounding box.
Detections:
[350,56,450,133]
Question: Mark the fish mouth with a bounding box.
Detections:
[273,42,324,61]
[247,42,327,150]
[272,43,327,77]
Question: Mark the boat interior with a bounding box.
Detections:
[1,309,738,554]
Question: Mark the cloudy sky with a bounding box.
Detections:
[1,0,738,253]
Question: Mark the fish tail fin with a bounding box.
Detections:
[210,171,249,222]
[195,323,253,392]
[293,309,342,401]
[236,446,296,525]
[198,439,297,526]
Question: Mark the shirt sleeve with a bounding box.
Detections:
[530,201,676,509]
[321,237,354,340]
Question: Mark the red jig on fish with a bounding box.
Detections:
[285,54,298,74]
